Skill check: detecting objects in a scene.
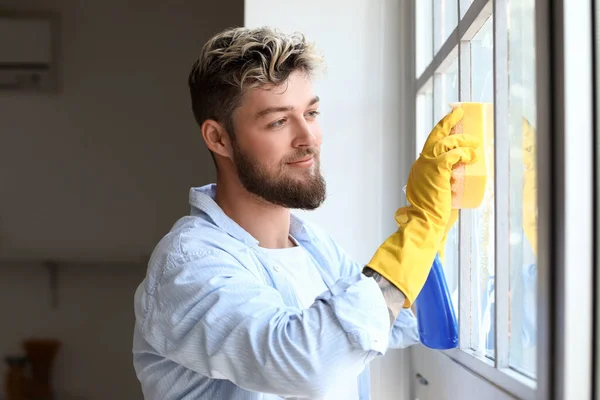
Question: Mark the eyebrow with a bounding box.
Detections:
[254,96,320,120]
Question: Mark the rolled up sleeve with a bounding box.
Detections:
[388,309,420,349]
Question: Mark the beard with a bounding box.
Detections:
[231,142,327,210]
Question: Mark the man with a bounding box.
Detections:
[132,26,480,399]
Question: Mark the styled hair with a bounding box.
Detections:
[188,26,325,137]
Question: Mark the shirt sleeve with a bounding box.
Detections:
[138,249,391,399]
[389,309,420,349]
[322,232,421,350]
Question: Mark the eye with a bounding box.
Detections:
[268,118,287,128]
[306,110,320,119]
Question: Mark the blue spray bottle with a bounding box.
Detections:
[415,253,459,349]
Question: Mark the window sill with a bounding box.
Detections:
[440,348,536,400]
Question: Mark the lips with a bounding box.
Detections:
[288,155,314,164]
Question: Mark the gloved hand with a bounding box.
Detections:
[522,117,537,256]
[366,107,481,307]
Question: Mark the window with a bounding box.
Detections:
[414,0,538,397]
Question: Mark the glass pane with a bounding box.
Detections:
[471,19,494,103]
[468,16,495,358]
[434,58,459,122]
[435,58,460,316]
[460,0,475,19]
[416,83,433,157]
[416,0,433,77]
[435,0,459,54]
[508,0,537,377]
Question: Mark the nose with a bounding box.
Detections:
[292,118,320,148]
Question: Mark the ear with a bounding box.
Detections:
[201,119,233,159]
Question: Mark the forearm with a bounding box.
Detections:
[363,266,406,325]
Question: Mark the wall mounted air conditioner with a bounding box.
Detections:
[0,11,57,91]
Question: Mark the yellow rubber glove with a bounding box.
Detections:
[522,117,537,257]
[367,107,481,307]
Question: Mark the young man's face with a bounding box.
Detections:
[229,70,326,209]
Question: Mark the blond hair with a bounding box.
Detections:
[188,26,324,135]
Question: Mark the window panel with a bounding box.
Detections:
[460,0,475,19]
[434,57,459,122]
[436,0,459,54]
[416,0,433,77]
[414,0,541,394]
[416,83,433,156]
[508,0,537,377]
[471,18,494,103]
[468,16,495,358]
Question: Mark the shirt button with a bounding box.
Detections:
[273,264,281,272]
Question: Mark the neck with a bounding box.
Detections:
[214,174,294,249]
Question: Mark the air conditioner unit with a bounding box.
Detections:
[0,12,57,91]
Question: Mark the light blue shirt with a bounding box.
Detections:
[132,184,419,399]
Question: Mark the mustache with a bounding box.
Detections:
[283,148,319,164]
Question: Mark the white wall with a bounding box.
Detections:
[410,346,516,400]
[245,2,415,399]
[0,0,242,398]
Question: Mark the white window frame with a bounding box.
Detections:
[410,0,595,399]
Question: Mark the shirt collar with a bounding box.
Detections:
[189,184,314,246]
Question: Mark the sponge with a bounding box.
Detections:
[449,102,493,209]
